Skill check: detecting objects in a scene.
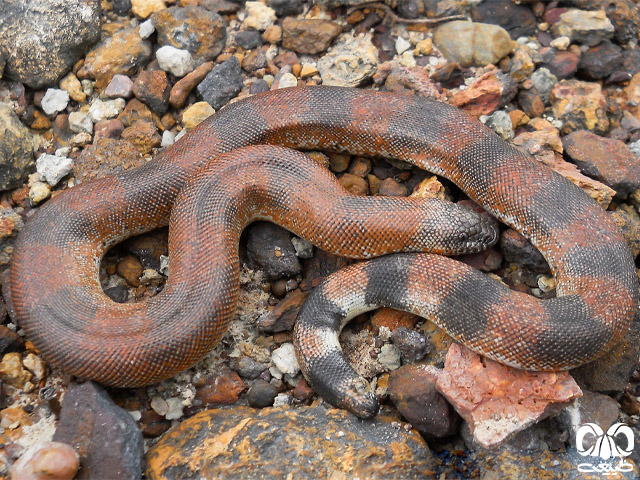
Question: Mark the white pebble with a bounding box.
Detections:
[161,130,176,147]
[242,1,277,31]
[276,73,298,89]
[156,46,196,77]
[36,153,73,187]
[68,111,93,135]
[139,19,156,39]
[89,98,126,122]
[395,36,411,54]
[378,344,401,371]
[273,393,293,407]
[41,89,69,115]
[271,343,300,376]
[550,36,570,51]
[165,397,184,420]
[150,396,169,416]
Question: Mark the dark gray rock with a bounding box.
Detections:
[267,0,304,16]
[391,327,432,363]
[388,365,460,439]
[0,104,40,191]
[472,0,537,39]
[111,0,131,15]
[236,30,263,50]
[53,381,144,480]
[500,229,549,274]
[0,0,102,88]
[245,222,302,280]
[578,39,623,80]
[197,56,243,110]
[247,379,278,408]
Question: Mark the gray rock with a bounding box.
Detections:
[41,89,69,116]
[530,68,558,105]
[291,237,313,259]
[53,381,144,480]
[104,74,134,99]
[247,380,278,408]
[557,390,620,447]
[156,46,195,77]
[0,0,102,88]
[235,30,262,50]
[317,33,378,87]
[36,153,73,186]
[138,19,155,39]
[483,110,513,141]
[245,221,301,280]
[68,111,93,135]
[197,56,243,110]
[0,104,40,191]
[434,21,513,68]
[629,139,640,158]
[551,9,615,46]
[112,0,131,15]
[151,6,227,63]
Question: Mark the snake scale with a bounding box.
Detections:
[8,87,638,416]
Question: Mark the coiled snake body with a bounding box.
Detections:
[8,87,638,414]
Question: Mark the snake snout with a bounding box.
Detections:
[454,207,500,254]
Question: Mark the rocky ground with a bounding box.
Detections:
[0,0,640,478]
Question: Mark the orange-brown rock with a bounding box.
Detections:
[194,369,246,407]
[169,61,214,108]
[74,138,146,182]
[281,18,342,55]
[449,68,517,117]
[121,120,162,155]
[370,307,419,333]
[77,27,152,89]
[550,79,609,134]
[256,289,308,333]
[145,405,438,479]
[436,343,582,447]
[11,442,79,480]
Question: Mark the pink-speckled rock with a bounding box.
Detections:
[436,343,582,447]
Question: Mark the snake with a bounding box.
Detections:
[8,87,638,411]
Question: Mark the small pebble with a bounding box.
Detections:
[41,88,69,115]
[150,396,169,417]
[378,344,402,371]
[550,36,570,51]
[59,73,86,102]
[89,98,126,122]
[395,36,411,55]
[36,153,73,186]
[271,343,300,376]
[291,237,313,258]
[139,19,155,39]
[156,46,195,77]
[247,379,278,408]
[68,111,93,135]
[161,130,176,147]
[275,72,297,89]
[242,1,277,31]
[104,74,135,99]
[181,102,215,130]
[10,442,79,480]
[165,397,184,420]
[29,182,52,205]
